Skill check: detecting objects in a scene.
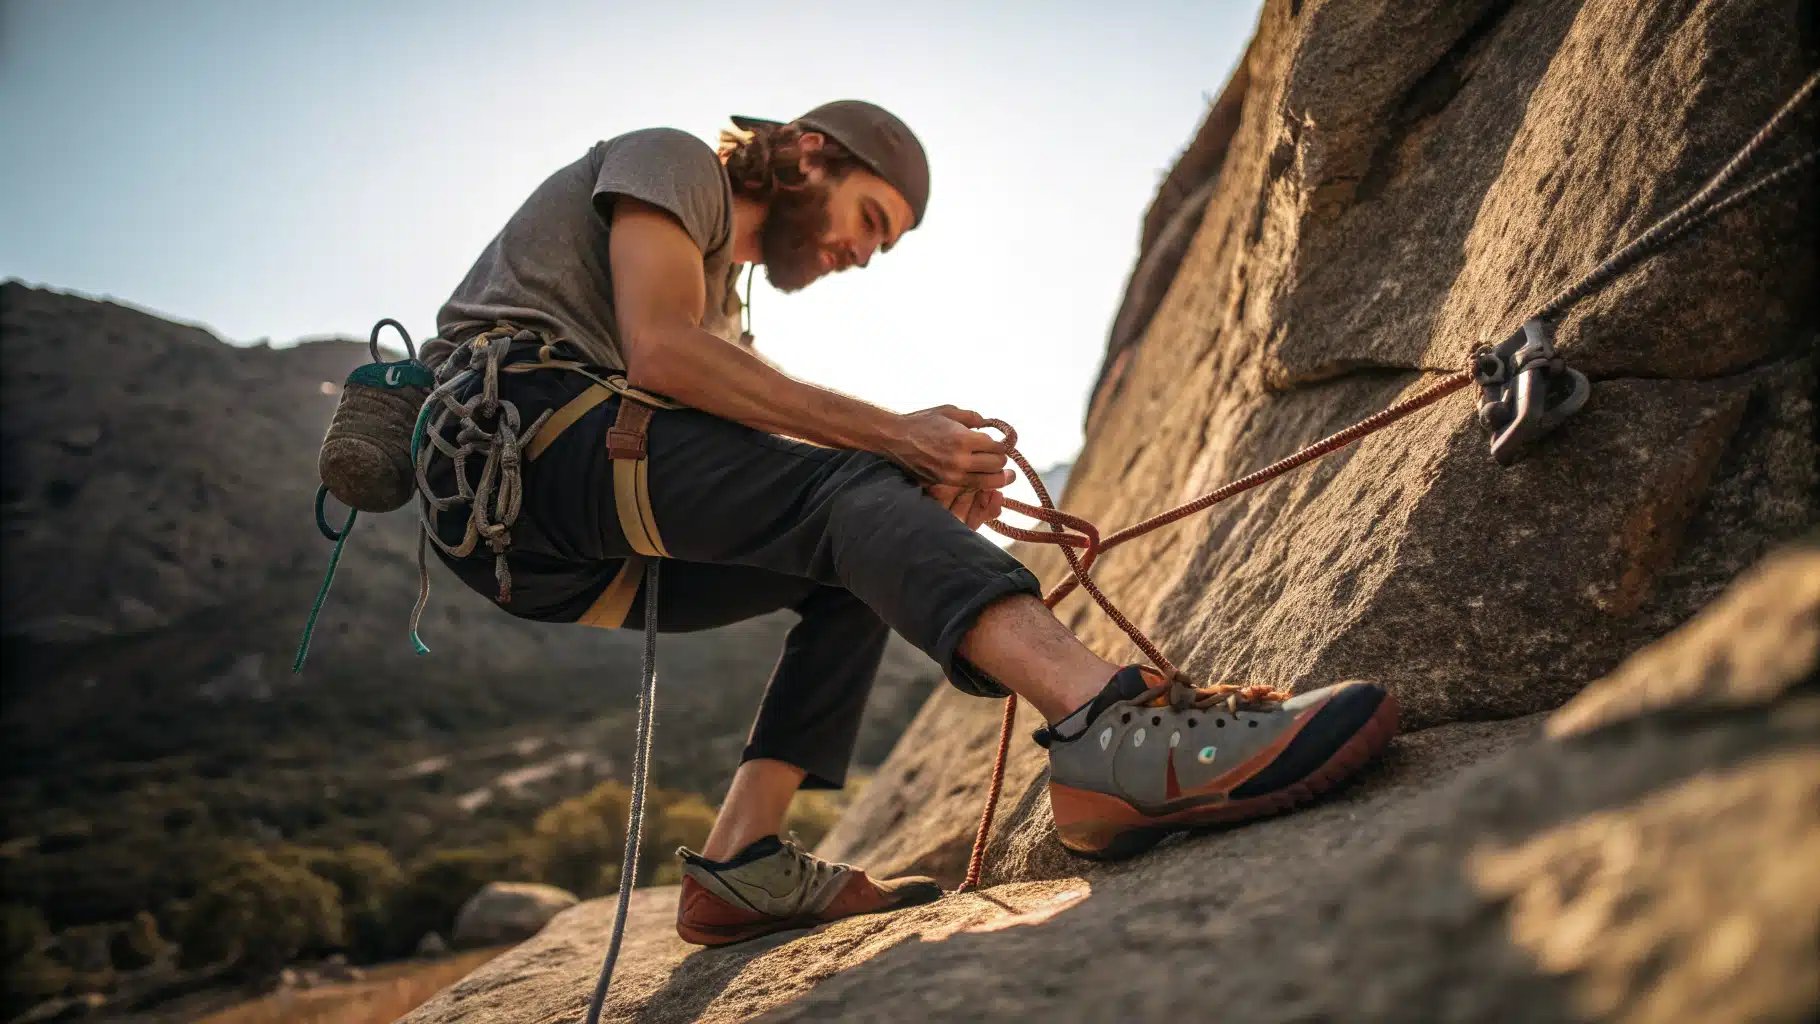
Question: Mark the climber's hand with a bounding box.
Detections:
[925,483,1006,531]
[884,406,1014,489]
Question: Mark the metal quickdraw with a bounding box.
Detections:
[1471,317,1590,465]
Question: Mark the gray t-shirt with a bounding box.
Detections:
[433,127,744,370]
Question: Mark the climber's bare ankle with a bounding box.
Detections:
[700,759,805,861]
[958,594,1119,724]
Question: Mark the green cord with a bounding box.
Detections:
[299,350,440,674]
[408,390,439,656]
[409,393,436,463]
[409,528,432,656]
[293,496,359,674]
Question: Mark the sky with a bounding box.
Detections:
[0,0,1261,479]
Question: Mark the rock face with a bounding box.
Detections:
[824,0,1818,887]
[400,532,1819,1024]
[452,882,580,948]
[1077,0,1816,726]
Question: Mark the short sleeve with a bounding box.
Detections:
[592,128,730,254]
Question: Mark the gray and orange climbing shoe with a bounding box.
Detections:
[674,835,942,946]
[1040,665,1398,860]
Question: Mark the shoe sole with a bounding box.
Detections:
[676,883,944,947]
[677,914,829,948]
[1050,688,1399,861]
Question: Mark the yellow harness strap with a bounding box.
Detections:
[525,384,611,461]
[521,363,674,628]
[501,359,682,410]
[577,555,646,630]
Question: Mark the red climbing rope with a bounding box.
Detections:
[954,370,1474,891]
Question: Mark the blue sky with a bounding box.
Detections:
[1,0,1260,476]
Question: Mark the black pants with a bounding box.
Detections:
[430,350,1041,789]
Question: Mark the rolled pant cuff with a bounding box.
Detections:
[740,744,848,791]
[933,565,1044,699]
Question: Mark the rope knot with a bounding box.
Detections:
[1141,673,1288,712]
[415,327,547,616]
[1165,677,1200,711]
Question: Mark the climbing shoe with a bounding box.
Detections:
[1040,665,1398,860]
[674,835,942,946]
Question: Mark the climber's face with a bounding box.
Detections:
[761,134,913,293]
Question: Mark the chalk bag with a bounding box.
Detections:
[318,318,434,513]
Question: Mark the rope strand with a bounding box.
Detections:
[586,560,661,1024]
[1539,71,1816,322]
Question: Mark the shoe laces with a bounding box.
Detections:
[1136,673,1291,715]
[777,833,848,888]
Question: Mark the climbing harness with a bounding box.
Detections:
[291,319,674,1024]
[289,69,1816,1016]
[954,69,1818,891]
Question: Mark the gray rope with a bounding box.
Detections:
[409,527,432,654]
[1537,70,1817,322]
[1632,148,1819,262]
[586,559,661,1024]
[409,327,552,628]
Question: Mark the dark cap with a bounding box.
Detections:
[731,99,930,228]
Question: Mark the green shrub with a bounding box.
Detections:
[156,898,190,945]
[304,844,403,964]
[2,905,49,964]
[386,845,530,958]
[526,783,728,892]
[177,850,343,977]
[527,782,630,898]
[36,819,92,855]
[1,905,70,1017]
[160,799,208,835]
[646,792,716,883]
[112,910,169,969]
[783,789,849,850]
[55,922,116,992]
[1,831,218,934]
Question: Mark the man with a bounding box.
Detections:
[422,100,1396,946]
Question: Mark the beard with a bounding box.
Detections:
[760,183,836,293]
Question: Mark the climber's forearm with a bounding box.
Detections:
[624,325,899,452]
